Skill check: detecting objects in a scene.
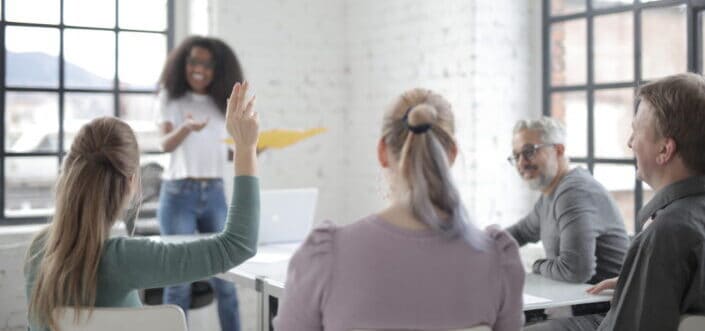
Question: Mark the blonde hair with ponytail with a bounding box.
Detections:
[26,117,140,330]
[382,89,480,244]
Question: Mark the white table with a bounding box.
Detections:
[522,273,611,311]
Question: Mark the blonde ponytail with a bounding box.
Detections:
[382,89,481,245]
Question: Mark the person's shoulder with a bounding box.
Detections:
[298,216,388,254]
[484,226,521,266]
[554,168,606,201]
[638,210,705,256]
[652,198,705,238]
[297,221,339,257]
[657,193,705,220]
[100,236,161,263]
[556,168,595,190]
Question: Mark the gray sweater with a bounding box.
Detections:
[507,168,629,284]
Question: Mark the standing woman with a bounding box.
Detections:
[155,36,245,331]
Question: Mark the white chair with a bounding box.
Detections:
[54,304,187,331]
[679,315,705,331]
[350,326,491,331]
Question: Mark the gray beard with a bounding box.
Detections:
[527,172,555,191]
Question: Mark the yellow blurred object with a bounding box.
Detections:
[224,127,327,150]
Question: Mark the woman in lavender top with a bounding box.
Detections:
[274,89,525,331]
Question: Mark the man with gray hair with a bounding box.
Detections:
[506,116,629,285]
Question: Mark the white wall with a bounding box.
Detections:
[1,1,542,330]
[208,0,542,228]
[209,0,348,225]
[343,0,542,227]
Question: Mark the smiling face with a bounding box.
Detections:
[185,46,215,94]
[628,100,663,186]
[511,129,560,191]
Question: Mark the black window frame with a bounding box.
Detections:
[0,0,174,225]
[543,0,705,233]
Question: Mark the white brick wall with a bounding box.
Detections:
[1,1,542,330]
[470,0,543,226]
[209,0,348,226]
[344,0,541,227]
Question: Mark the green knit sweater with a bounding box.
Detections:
[24,176,259,331]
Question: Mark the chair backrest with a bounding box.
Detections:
[54,305,187,331]
[349,326,491,331]
[679,315,705,331]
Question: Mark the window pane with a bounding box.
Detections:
[642,5,686,80]
[5,92,59,153]
[64,92,114,150]
[592,0,633,10]
[594,12,633,83]
[551,92,587,158]
[551,19,587,86]
[6,26,60,88]
[593,164,636,234]
[5,156,58,218]
[64,29,116,89]
[118,32,167,90]
[119,0,168,31]
[594,88,633,159]
[551,0,586,16]
[6,0,59,24]
[120,94,162,151]
[64,0,116,28]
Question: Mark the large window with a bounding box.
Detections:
[1,0,173,223]
[544,0,704,233]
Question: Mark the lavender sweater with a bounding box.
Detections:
[273,215,525,331]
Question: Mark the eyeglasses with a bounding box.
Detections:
[187,57,215,70]
[507,143,554,166]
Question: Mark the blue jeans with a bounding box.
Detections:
[158,178,241,331]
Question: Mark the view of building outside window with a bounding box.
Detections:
[3,0,169,219]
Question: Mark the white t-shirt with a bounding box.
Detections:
[154,90,228,180]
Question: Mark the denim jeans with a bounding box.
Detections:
[158,178,241,331]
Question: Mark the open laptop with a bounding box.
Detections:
[258,188,318,245]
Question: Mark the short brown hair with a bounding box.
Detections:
[637,73,705,175]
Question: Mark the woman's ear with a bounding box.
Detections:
[378,139,390,168]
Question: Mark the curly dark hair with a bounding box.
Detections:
[159,36,244,115]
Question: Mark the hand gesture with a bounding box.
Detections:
[183,113,209,132]
[226,81,258,150]
[586,277,618,295]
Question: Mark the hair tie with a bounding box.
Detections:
[403,107,432,134]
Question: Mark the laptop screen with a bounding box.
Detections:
[258,188,318,245]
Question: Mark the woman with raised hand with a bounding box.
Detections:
[154,36,247,330]
[274,89,525,331]
[25,82,259,331]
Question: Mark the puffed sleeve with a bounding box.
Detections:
[273,222,336,331]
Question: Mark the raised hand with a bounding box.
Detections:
[226,81,258,150]
[183,113,209,132]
